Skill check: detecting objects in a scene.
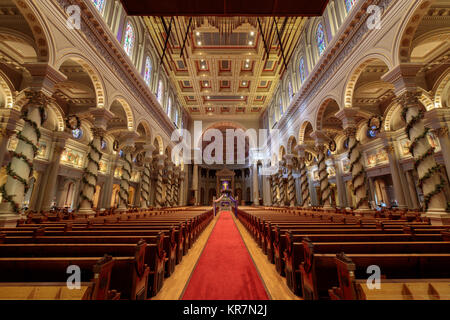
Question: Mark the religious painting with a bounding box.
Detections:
[400,140,412,157]
[114,167,123,178]
[99,160,108,174]
[427,132,440,151]
[60,148,84,168]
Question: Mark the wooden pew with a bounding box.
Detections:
[0,255,120,300]
[300,244,450,300]
[329,253,450,300]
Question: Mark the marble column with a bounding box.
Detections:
[315,143,332,208]
[178,169,185,206]
[155,154,167,208]
[383,65,449,223]
[295,145,311,207]
[101,156,119,209]
[383,143,407,209]
[118,145,135,212]
[173,166,180,207]
[78,127,106,216]
[192,164,199,206]
[271,174,278,206]
[38,132,69,212]
[332,156,347,208]
[284,155,296,207]
[165,161,173,207]
[277,161,286,206]
[140,144,154,208]
[0,91,50,226]
[405,170,420,209]
[252,162,259,206]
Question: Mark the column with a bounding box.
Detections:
[37,132,69,212]
[277,161,285,206]
[383,64,449,223]
[192,164,199,206]
[178,168,185,206]
[284,155,296,207]
[405,170,420,209]
[165,161,173,207]
[101,156,119,209]
[345,126,369,211]
[140,144,154,208]
[332,156,347,208]
[271,174,278,206]
[252,162,259,206]
[336,109,370,212]
[155,154,167,208]
[383,143,407,208]
[0,91,51,226]
[118,143,135,212]
[295,145,311,207]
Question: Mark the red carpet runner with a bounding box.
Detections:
[182,211,270,300]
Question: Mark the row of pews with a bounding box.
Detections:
[238,207,450,300]
[0,207,214,300]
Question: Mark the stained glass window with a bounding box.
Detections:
[144,56,152,86]
[316,23,326,56]
[345,0,357,12]
[157,80,163,104]
[91,0,105,13]
[101,140,107,150]
[299,57,306,82]
[123,22,135,57]
[72,128,83,140]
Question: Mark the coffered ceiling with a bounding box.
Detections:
[143,16,306,119]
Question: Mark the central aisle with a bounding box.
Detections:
[182,211,270,300]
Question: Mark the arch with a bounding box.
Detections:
[434,68,450,109]
[298,120,314,144]
[108,95,135,130]
[136,119,153,141]
[383,100,403,132]
[315,97,341,131]
[0,70,15,109]
[278,145,286,161]
[287,136,297,154]
[13,0,52,63]
[154,135,164,154]
[55,54,106,108]
[396,0,434,64]
[46,101,65,132]
[343,55,392,109]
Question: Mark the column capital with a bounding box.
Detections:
[119,132,139,150]
[52,131,70,154]
[284,154,295,168]
[294,144,307,157]
[156,154,167,168]
[381,63,423,95]
[310,130,329,147]
[90,108,115,130]
[23,63,67,96]
[343,126,357,138]
[91,127,106,139]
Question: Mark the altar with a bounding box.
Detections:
[213,175,238,217]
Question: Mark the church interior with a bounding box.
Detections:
[0,0,449,301]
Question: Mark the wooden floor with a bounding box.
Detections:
[152,208,299,300]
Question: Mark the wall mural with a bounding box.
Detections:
[99,160,108,174]
[366,149,389,167]
[60,148,85,168]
